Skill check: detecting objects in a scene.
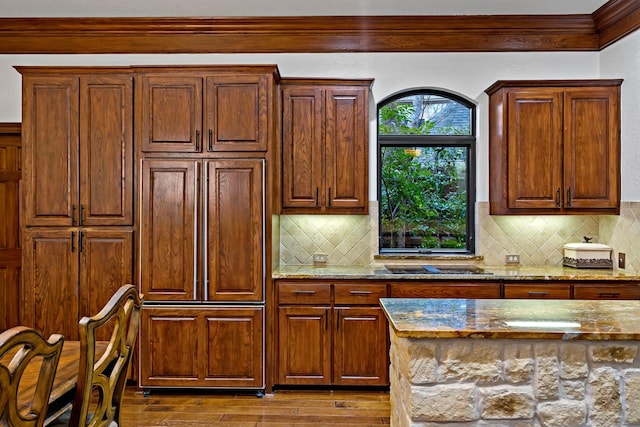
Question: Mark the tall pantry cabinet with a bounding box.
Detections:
[135,66,279,391]
[18,68,134,340]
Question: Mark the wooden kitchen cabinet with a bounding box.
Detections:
[21,72,134,226]
[332,305,388,386]
[389,282,501,299]
[503,282,572,299]
[140,306,264,388]
[573,282,640,300]
[486,80,622,215]
[276,281,388,386]
[137,66,279,153]
[18,68,136,341]
[0,123,21,331]
[281,79,371,214]
[22,228,133,339]
[140,158,264,303]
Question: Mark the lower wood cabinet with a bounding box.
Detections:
[390,281,501,299]
[22,228,133,340]
[503,282,572,299]
[139,306,264,389]
[573,282,640,300]
[276,281,388,387]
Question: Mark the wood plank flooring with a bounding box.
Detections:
[119,387,391,426]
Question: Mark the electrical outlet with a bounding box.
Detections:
[313,253,328,266]
[619,252,626,269]
[506,254,520,265]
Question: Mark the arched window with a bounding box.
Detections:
[377,89,476,254]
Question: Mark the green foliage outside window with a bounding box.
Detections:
[378,94,473,252]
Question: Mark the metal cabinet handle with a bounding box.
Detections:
[527,291,550,296]
[315,188,319,208]
[556,188,561,207]
[349,290,372,295]
[79,204,84,226]
[79,231,84,253]
[71,204,76,226]
[71,231,76,252]
[195,130,200,151]
[567,187,572,206]
[208,129,213,151]
[597,292,621,298]
[293,290,316,295]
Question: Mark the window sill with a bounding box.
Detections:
[375,254,484,261]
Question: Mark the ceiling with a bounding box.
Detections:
[0,0,611,18]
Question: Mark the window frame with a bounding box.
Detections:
[376,88,477,255]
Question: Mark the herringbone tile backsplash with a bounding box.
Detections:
[278,201,640,272]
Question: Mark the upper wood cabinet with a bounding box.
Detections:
[20,71,134,226]
[281,79,372,214]
[485,80,622,215]
[136,66,279,153]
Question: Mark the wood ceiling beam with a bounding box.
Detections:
[0,0,637,54]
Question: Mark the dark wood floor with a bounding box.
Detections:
[120,386,391,426]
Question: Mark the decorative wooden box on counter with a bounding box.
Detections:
[380,297,640,426]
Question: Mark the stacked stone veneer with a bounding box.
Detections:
[390,333,640,426]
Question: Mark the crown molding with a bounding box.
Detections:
[0,1,637,54]
[593,0,640,48]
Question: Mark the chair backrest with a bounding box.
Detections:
[0,326,64,427]
[69,284,143,427]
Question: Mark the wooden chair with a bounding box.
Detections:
[52,284,143,427]
[0,326,64,427]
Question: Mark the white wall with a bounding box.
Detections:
[0,50,609,202]
[600,30,640,201]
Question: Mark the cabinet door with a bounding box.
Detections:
[506,88,563,210]
[139,75,203,152]
[281,86,324,210]
[277,306,331,385]
[140,159,197,301]
[140,307,202,387]
[22,229,79,339]
[202,307,263,388]
[140,306,263,388]
[205,159,264,302]
[333,306,388,386]
[325,87,368,211]
[79,229,134,319]
[205,74,270,152]
[22,76,79,226]
[80,76,134,225]
[0,124,21,330]
[563,87,620,210]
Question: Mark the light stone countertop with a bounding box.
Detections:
[273,264,640,281]
[379,297,640,340]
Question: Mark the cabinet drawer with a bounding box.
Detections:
[278,282,331,305]
[573,284,640,300]
[390,282,501,299]
[504,284,571,299]
[334,283,387,305]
